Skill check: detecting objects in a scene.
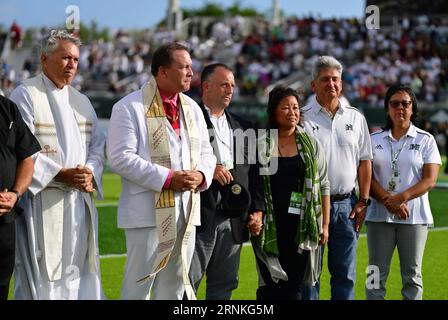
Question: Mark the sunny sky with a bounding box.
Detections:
[0,0,366,30]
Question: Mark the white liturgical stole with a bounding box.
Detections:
[22,73,97,281]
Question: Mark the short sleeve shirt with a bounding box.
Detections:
[0,95,41,190]
[366,124,441,224]
[302,98,373,195]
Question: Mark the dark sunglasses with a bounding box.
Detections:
[389,100,412,109]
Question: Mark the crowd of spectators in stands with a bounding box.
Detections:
[1,14,448,109]
[1,15,448,157]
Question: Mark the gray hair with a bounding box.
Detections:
[40,29,82,57]
[311,56,343,80]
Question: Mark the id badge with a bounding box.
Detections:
[288,192,302,215]
[387,178,396,192]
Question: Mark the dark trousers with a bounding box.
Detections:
[189,216,242,300]
[255,247,309,300]
[0,221,15,300]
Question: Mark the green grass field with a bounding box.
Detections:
[96,166,448,300]
[98,229,448,300]
[96,165,448,300]
[9,162,448,300]
[9,229,448,300]
[94,170,448,255]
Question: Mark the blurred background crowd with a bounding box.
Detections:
[1,0,447,158]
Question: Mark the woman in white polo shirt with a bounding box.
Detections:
[365,85,441,300]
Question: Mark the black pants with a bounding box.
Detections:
[0,221,15,300]
[255,249,309,300]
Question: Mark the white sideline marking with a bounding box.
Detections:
[96,202,119,207]
[99,227,448,258]
[428,226,448,232]
[101,253,127,259]
[435,182,448,189]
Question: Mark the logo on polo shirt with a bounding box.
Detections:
[345,124,353,131]
[374,144,383,150]
[311,125,319,131]
[410,144,420,151]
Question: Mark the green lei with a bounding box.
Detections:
[258,127,322,256]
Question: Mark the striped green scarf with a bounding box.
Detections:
[258,126,322,256]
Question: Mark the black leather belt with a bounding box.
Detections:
[330,192,352,202]
[0,207,21,224]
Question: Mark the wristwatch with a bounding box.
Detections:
[358,197,371,206]
[11,189,21,206]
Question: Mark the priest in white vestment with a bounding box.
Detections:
[9,30,105,300]
[107,42,216,300]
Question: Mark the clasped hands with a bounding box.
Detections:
[170,170,204,192]
[0,189,17,215]
[382,193,409,220]
[247,211,263,236]
[56,165,95,193]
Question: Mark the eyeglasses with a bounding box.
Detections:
[389,100,412,109]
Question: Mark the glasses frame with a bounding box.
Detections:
[389,100,413,109]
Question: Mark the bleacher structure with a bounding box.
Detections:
[1,0,447,129]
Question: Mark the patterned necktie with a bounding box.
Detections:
[164,99,179,135]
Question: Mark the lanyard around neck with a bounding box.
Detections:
[388,134,409,171]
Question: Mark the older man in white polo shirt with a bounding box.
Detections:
[302,56,372,300]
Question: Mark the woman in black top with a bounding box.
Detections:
[249,86,330,300]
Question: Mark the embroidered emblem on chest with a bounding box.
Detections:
[409,144,420,151]
[345,124,353,131]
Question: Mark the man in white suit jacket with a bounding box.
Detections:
[107,42,216,300]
